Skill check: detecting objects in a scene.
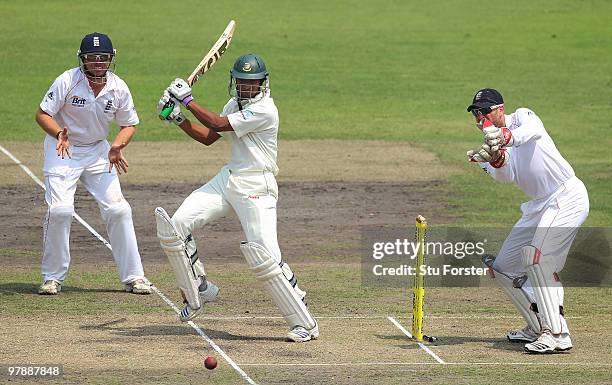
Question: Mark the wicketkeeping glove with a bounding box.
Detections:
[467,143,508,168]
[167,78,193,106]
[483,125,513,152]
[467,143,495,163]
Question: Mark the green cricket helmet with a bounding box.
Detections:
[230,53,268,79]
[228,53,270,102]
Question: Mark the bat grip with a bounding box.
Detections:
[158,100,175,120]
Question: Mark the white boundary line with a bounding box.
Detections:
[387,316,445,364]
[0,144,259,385]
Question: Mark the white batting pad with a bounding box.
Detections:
[155,207,201,310]
[241,241,316,330]
[521,246,563,334]
[483,255,540,333]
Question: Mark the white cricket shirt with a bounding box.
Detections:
[220,92,280,175]
[481,108,575,200]
[40,67,139,146]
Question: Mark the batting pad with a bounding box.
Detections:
[241,242,316,330]
[521,246,563,334]
[483,255,540,333]
[155,207,201,310]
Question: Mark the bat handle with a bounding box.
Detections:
[158,100,175,120]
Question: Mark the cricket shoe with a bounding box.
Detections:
[524,331,572,354]
[38,280,62,295]
[287,322,319,343]
[507,325,539,343]
[179,281,220,322]
[124,278,153,294]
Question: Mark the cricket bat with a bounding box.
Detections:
[159,20,236,119]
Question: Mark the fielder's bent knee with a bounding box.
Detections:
[48,203,74,221]
[102,199,131,222]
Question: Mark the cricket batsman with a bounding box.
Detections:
[154,54,319,342]
[466,88,589,353]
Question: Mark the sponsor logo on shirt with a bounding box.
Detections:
[46,91,54,101]
[70,95,86,107]
[241,110,254,120]
[104,99,114,112]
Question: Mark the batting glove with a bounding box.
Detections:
[167,78,193,106]
[157,90,185,125]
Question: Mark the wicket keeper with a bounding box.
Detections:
[466,88,589,354]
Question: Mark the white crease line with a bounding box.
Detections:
[0,143,259,385]
[197,314,584,320]
[0,144,113,250]
[150,286,258,385]
[387,316,446,364]
[238,362,612,367]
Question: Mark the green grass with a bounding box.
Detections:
[1,0,611,226]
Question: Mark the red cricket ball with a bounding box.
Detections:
[204,356,217,370]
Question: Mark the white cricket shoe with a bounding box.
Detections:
[507,325,539,343]
[179,281,220,322]
[124,279,152,294]
[287,322,319,342]
[38,280,61,295]
[524,331,572,354]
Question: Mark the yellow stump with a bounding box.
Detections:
[412,215,427,341]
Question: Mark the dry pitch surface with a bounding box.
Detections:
[1,140,610,385]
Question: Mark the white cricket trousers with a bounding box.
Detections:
[493,176,589,332]
[41,136,145,284]
[172,166,281,265]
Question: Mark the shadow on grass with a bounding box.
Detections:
[377,333,525,352]
[0,282,124,295]
[80,318,286,342]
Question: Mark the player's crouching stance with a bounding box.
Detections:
[466,89,589,354]
[35,32,151,296]
[155,54,318,342]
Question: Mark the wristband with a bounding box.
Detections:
[182,95,193,107]
[56,131,61,140]
[502,127,513,146]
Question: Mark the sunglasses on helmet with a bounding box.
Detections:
[81,54,112,62]
[471,104,503,117]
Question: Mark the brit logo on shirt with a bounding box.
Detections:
[104,99,113,112]
[46,91,54,101]
[70,95,86,107]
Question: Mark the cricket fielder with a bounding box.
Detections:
[155,54,318,342]
[466,88,589,354]
[35,33,151,295]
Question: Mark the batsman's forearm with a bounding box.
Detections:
[35,108,63,138]
[178,119,220,146]
[186,102,231,131]
[112,126,136,147]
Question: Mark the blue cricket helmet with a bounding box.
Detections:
[78,32,115,56]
